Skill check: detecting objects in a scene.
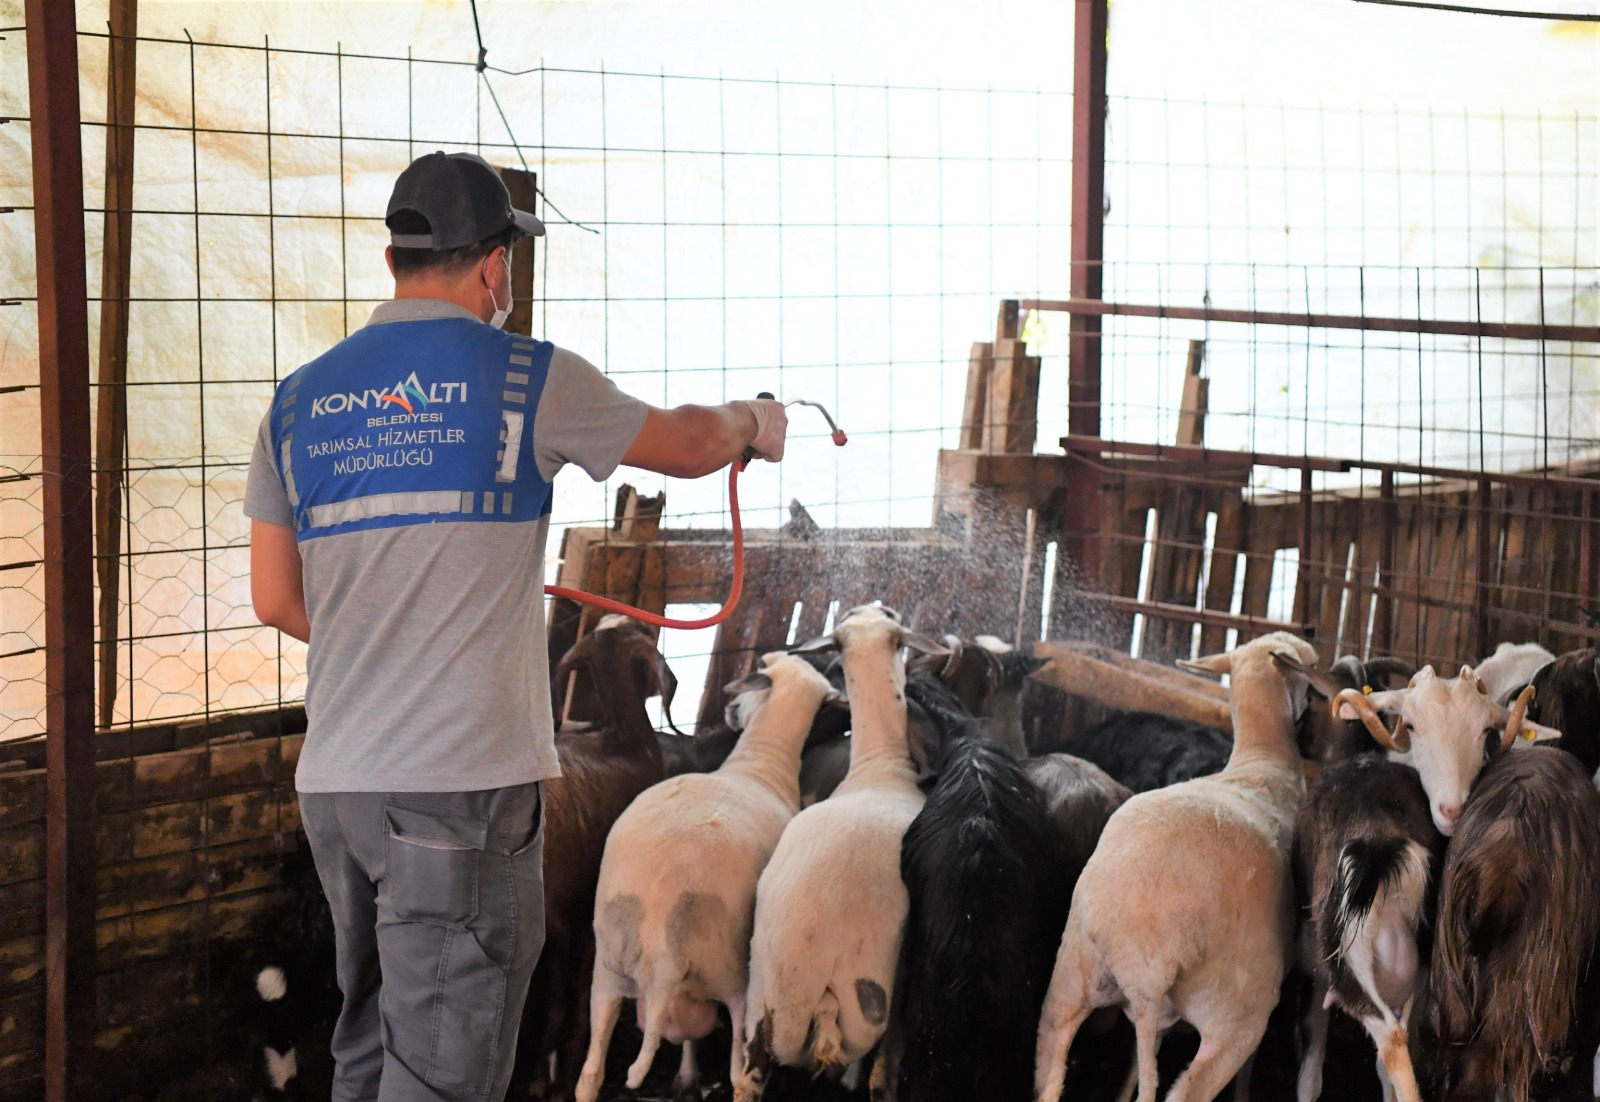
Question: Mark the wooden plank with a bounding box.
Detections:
[1374,471,1398,654]
[1175,339,1207,447]
[1199,491,1245,655]
[614,484,665,542]
[94,0,138,730]
[984,338,1041,455]
[497,168,539,338]
[959,341,991,450]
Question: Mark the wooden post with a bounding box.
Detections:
[496,167,538,337]
[1374,469,1397,655]
[1175,340,1207,447]
[1475,476,1493,660]
[1293,463,1313,630]
[959,341,991,451]
[95,0,138,728]
[27,0,99,1095]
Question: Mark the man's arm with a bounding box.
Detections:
[621,400,785,479]
[251,520,311,643]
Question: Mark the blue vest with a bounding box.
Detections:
[269,319,555,541]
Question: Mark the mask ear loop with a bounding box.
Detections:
[484,251,512,320]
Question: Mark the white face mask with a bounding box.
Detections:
[486,254,512,329]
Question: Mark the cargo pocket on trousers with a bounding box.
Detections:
[383,800,486,927]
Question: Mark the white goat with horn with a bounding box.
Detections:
[1333,664,1558,837]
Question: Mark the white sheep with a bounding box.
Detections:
[1034,631,1318,1102]
[572,652,839,1102]
[734,604,939,1102]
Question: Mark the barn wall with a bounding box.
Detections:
[0,706,307,1101]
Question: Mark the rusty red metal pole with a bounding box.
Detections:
[1063,0,1109,585]
[1068,0,1107,439]
[26,1,99,1097]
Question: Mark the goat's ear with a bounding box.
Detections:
[1178,652,1230,675]
[724,671,774,696]
[823,688,847,707]
[1511,721,1562,746]
[902,631,953,659]
[1276,653,1342,701]
[791,635,838,656]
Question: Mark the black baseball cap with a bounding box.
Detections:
[385,151,545,250]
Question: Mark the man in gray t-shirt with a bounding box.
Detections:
[244,151,786,1102]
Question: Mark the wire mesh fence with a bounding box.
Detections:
[3,27,1595,742]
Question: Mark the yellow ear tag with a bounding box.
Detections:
[1362,685,1373,695]
[1522,727,1537,741]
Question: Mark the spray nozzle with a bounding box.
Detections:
[785,399,848,447]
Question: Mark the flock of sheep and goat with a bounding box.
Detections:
[256,606,1600,1102]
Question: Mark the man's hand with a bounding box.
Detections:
[738,398,788,463]
[251,520,311,643]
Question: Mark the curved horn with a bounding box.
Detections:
[1333,688,1411,753]
[1500,684,1536,753]
[1361,657,1415,689]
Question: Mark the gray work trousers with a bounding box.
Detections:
[299,784,545,1102]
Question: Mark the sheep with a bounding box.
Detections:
[1526,648,1600,775]
[735,605,942,1102]
[1033,631,1318,1102]
[893,735,1075,1102]
[509,614,670,1101]
[1332,664,1560,837]
[574,653,839,1102]
[1427,747,1600,1102]
[1292,754,1443,1102]
[1470,640,1555,706]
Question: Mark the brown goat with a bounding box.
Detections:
[510,615,669,1101]
[1428,747,1600,1102]
[1282,653,1414,764]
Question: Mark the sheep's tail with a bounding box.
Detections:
[809,988,846,1073]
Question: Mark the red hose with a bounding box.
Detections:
[543,463,744,630]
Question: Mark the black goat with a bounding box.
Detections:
[1293,755,1443,1102]
[1527,648,1600,775]
[251,850,341,1097]
[1288,654,1414,764]
[1058,711,1233,794]
[894,736,1073,1102]
[1022,753,1130,892]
